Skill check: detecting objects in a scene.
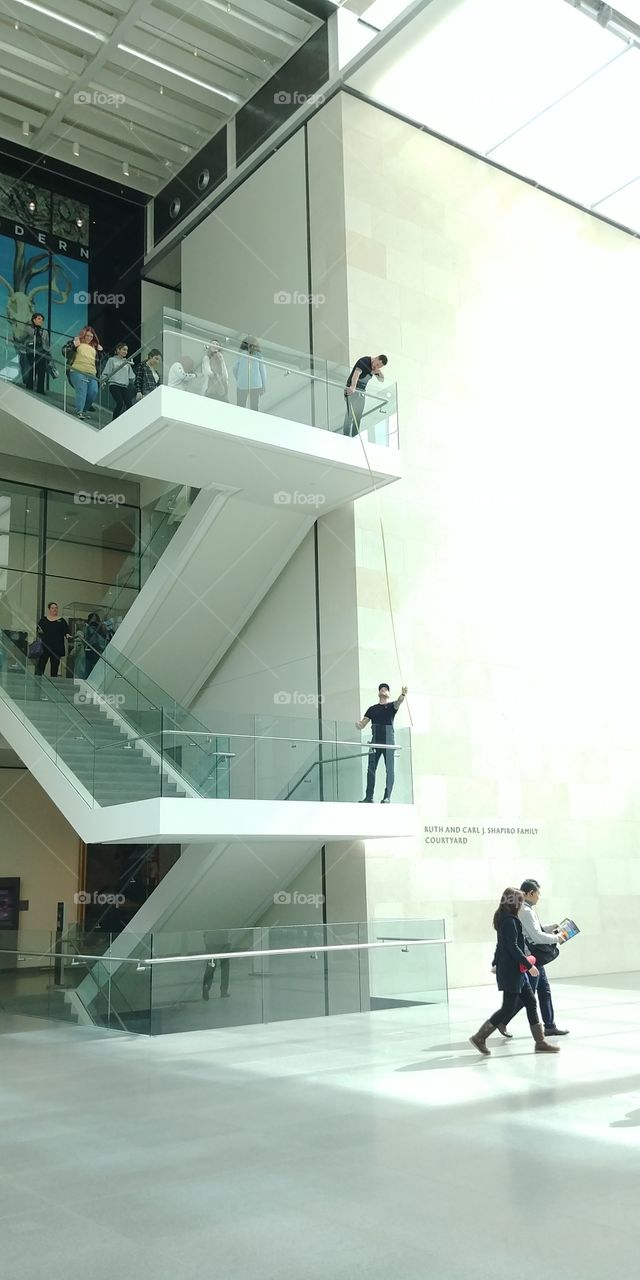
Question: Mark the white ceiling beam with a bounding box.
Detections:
[31,0,152,149]
[160,0,305,58]
[86,78,212,140]
[43,135,161,192]
[109,47,236,113]
[0,29,84,78]
[117,26,254,98]
[138,8,279,77]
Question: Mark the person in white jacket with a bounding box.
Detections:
[519,879,568,1036]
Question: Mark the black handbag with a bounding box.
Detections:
[533,941,559,966]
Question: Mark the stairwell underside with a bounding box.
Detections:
[0,384,401,501]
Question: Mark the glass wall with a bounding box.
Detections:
[0,475,139,650]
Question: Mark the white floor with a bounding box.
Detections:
[1,975,639,1280]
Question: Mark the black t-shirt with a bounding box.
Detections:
[365,701,398,742]
[38,616,70,656]
[346,357,373,392]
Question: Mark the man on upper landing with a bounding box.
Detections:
[357,683,407,803]
[343,354,388,436]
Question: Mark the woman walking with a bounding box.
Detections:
[469,888,560,1056]
[69,326,103,419]
[101,342,135,418]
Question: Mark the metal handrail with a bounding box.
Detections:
[92,728,400,750]
[0,937,450,966]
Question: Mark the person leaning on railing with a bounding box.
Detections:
[68,326,103,419]
[343,354,388,436]
[134,349,162,400]
[101,342,136,419]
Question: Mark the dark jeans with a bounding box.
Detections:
[35,653,61,677]
[203,958,230,997]
[109,385,133,418]
[343,390,365,436]
[365,743,395,801]
[237,388,260,411]
[529,965,555,1029]
[23,351,47,394]
[491,977,539,1028]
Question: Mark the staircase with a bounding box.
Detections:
[0,674,186,805]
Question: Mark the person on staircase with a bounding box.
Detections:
[21,312,51,395]
[35,602,70,678]
[470,887,560,1056]
[69,326,103,419]
[101,342,136,418]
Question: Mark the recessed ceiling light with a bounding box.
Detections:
[12,0,106,42]
[117,43,241,102]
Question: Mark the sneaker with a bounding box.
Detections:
[75,412,85,420]
[545,1026,569,1036]
[381,796,390,803]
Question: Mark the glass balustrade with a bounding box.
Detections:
[0,311,122,429]
[161,307,398,443]
[0,629,413,806]
[0,306,399,445]
[0,920,446,1036]
[62,482,191,656]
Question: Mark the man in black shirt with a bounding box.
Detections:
[343,354,388,436]
[357,682,407,802]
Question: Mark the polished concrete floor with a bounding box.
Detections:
[1,975,639,1280]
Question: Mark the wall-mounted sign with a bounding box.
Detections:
[425,825,540,845]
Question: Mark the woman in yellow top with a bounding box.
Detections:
[69,326,103,419]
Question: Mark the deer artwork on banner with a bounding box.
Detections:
[0,241,73,345]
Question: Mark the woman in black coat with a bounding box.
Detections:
[470,888,559,1056]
